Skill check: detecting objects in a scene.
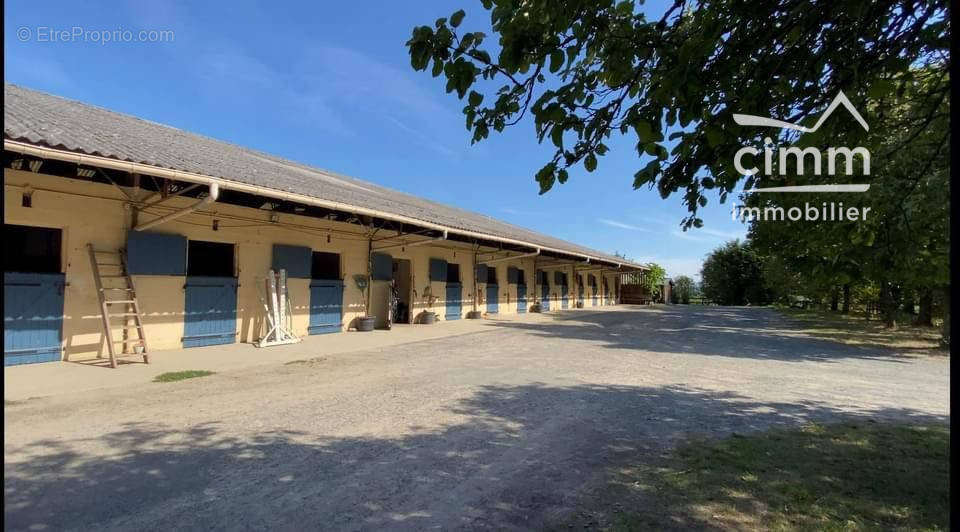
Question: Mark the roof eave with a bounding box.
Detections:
[4,138,647,270]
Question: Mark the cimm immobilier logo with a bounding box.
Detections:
[730,91,872,223]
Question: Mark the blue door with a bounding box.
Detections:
[517,284,527,313]
[486,284,499,314]
[592,290,598,306]
[541,283,550,311]
[4,272,64,366]
[445,282,462,320]
[309,280,344,334]
[578,284,584,306]
[561,286,569,309]
[183,276,237,348]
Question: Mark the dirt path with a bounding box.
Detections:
[4,306,949,531]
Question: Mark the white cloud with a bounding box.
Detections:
[599,218,649,231]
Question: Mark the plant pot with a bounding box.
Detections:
[355,316,376,331]
[466,310,482,319]
[576,301,584,309]
[420,312,437,324]
[529,304,541,313]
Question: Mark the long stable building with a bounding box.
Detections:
[3,84,645,366]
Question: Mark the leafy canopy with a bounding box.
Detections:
[407,0,948,228]
[641,262,666,295]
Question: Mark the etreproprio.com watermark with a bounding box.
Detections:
[17,26,174,44]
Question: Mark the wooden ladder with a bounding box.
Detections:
[87,244,150,368]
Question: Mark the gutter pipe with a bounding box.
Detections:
[5,140,645,269]
[134,183,219,231]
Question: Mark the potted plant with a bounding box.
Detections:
[418,286,439,324]
[353,274,376,331]
[466,290,482,318]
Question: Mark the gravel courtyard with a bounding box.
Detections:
[4,306,950,531]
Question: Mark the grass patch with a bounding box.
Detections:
[778,307,945,353]
[153,370,216,383]
[583,423,949,531]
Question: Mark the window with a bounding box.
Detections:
[4,224,61,273]
[447,263,460,283]
[187,240,234,277]
[539,270,549,285]
[272,244,311,278]
[429,258,448,281]
[516,268,526,286]
[311,251,340,280]
[487,266,498,285]
[128,231,187,275]
[371,253,392,280]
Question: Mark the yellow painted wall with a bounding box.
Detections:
[5,169,623,361]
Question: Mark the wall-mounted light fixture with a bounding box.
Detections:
[327,233,331,244]
[269,213,280,223]
[212,219,220,231]
[77,167,96,178]
[21,186,33,208]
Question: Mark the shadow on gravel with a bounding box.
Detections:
[4,383,946,531]
[494,306,922,363]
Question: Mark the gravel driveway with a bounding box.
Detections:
[4,306,950,531]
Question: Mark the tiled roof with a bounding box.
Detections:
[4,83,642,267]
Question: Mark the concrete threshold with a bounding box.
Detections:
[3,309,603,402]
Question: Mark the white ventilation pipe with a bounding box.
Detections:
[478,248,540,265]
[134,183,219,231]
[372,230,448,252]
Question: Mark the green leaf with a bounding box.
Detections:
[450,9,465,28]
[584,153,597,172]
[549,50,564,73]
[705,126,724,147]
[536,163,557,193]
[633,120,653,143]
[468,90,484,106]
[551,126,564,148]
[868,78,897,99]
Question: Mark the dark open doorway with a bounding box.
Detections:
[392,258,412,324]
[5,224,62,273]
[187,240,234,277]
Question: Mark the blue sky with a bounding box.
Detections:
[4,0,748,279]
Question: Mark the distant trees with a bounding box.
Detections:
[744,65,949,341]
[642,263,666,302]
[700,241,768,306]
[672,275,695,304]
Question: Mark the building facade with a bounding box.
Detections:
[3,84,643,365]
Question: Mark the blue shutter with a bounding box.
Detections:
[272,244,311,278]
[429,258,448,281]
[507,266,519,284]
[475,264,488,283]
[126,231,186,275]
[371,253,392,281]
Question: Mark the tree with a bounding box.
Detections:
[407,0,949,228]
[641,263,666,302]
[700,240,767,306]
[744,66,950,330]
[673,275,695,304]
